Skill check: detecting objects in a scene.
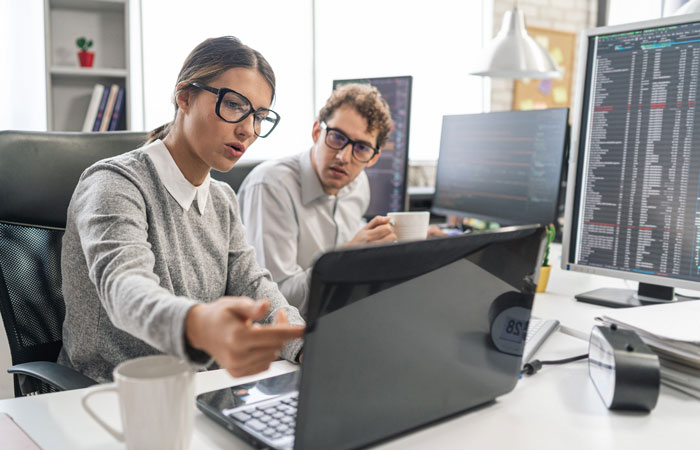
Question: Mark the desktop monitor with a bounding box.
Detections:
[431,108,569,227]
[332,76,412,218]
[562,14,700,307]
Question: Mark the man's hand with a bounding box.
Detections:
[427,225,447,237]
[185,297,304,377]
[343,215,397,248]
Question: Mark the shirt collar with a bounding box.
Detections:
[300,148,358,205]
[144,139,211,214]
[300,148,327,205]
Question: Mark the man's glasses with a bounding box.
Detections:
[320,122,378,163]
[189,82,280,138]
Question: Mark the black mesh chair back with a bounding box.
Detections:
[0,130,148,396]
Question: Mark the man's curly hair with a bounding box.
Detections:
[318,84,394,150]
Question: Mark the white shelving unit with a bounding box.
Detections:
[44,0,131,131]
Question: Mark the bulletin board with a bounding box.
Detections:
[513,27,577,111]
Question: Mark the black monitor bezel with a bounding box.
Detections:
[561,12,700,292]
[431,108,570,227]
[332,75,413,217]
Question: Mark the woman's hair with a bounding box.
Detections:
[147,36,276,143]
[318,84,393,150]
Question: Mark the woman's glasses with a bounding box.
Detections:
[190,82,280,138]
[321,121,378,163]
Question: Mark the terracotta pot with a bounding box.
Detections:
[536,265,551,293]
[78,51,95,67]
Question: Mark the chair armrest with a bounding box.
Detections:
[8,361,98,392]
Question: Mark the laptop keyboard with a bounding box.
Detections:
[224,392,298,445]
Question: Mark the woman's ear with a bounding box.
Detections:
[175,82,192,113]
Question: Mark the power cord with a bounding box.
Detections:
[521,354,588,376]
[675,292,700,300]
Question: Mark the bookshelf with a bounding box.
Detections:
[44,0,131,131]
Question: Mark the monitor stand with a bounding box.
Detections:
[575,282,675,308]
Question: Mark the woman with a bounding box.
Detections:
[58,36,304,383]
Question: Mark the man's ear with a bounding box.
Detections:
[366,150,381,168]
[175,82,193,113]
[311,120,321,143]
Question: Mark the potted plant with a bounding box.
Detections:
[536,224,556,293]
[76,37,94,67]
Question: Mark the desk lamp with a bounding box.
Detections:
[471,5,560,79]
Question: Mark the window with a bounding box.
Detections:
[137,0,491,161]
[315,0,491,161]
[607,0,663,25]
[140,0,314,160]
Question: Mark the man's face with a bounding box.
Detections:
[310,104,381,195]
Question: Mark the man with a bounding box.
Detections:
[238,84,396,313]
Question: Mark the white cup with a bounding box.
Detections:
[388,211,430,241]
[82,355,195,450]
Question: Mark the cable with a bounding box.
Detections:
[521,354,588,376]
[675,292,700,300]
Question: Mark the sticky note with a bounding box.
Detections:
[551,47,564,65]
[539,79,553,95]
[520,99,534,110]
[553,87,568,104]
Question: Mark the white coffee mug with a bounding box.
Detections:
[82,355,195,450]
[388,211,430,241]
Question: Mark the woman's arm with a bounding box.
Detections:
[226,186,306,361]
[73,167,304,374]
[72,168,201,362]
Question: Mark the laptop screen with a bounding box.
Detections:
[295,225,546,449]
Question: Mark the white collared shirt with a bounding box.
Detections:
[238,149,369,314]
[144,139,211,215]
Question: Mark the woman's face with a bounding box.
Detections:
[179,67,273,173]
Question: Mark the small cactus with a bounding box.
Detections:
[76,37,93,52]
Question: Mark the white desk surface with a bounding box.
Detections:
[2,243,699,449]
[532,244,626,340]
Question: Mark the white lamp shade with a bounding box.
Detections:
[471,8,561,79]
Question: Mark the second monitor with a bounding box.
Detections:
[432,108,569,227]
[333,76,412,218]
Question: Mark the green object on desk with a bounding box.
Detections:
[542,224,556,267]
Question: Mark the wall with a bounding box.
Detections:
[408,0,599,188]
[490,0,598,112]
[0,0,46,131]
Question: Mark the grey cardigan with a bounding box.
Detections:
[58,148,304,382]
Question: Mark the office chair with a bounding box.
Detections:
[0,130,264,397]
[0,130,148,397]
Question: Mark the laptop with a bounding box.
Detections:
[197,224,547,450]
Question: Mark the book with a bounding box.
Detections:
[92,86,111,131]
[108,86,126,131]
[99,84,120,132]
[598,301,700,345]
[82,84,105,132]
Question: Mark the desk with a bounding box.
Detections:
[532,243,629,340]
[1,332,698,449]
[1,244,699,449]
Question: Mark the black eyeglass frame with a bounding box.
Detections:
[320,121,379,163]
[189,82,280,138]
